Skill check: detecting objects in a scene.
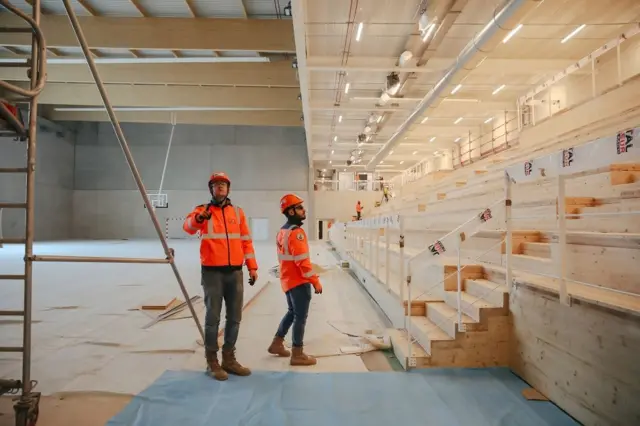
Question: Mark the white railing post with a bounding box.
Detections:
[399,216,406,327]
[456,236,464,331]
[369,229,374,270]
[557,175,570,306]
[505,172,513,289]
[385,222,390,291]
[375,227,380,280]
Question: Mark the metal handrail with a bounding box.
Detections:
[0,1,47,98]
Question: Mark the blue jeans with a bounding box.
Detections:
[275,283,312,347]
[201,269,243,352]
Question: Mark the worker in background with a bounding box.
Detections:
[183,171,258,381]
[356,200,363,220]
[267,194,322,366]
[382,185,390,203]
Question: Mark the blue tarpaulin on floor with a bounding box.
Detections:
[107,367,579,426]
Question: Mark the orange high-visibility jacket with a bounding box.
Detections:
[276,223,321,293]
[183,201,258,270]
[356,203,362,212]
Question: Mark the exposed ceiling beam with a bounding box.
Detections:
[291,0,313,165]
[0,62,300,87]
[46,109,304,127]
[3,82,302,110]
[0,14,296,53]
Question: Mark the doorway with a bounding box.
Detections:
[317,219,333,241]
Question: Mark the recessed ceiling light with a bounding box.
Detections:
[429,137,436,142]
[331,150,335,154]
[344,82,350,94]
[454,117,463,124]
[451,84,462,94]
[492,84,506,95]
[561,24,586,44]
[333,136,337,142]
[502,23,523,43]
[338,115,343,122]
[329,160,332,164]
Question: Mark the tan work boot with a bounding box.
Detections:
[221,348,252,376]
[268,336,291,357]
[206,351,228,381]
[290,346,317,366]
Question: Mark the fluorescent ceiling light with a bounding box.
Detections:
[0,56,270,65]
[451,84,462,94]
[561,24,586,43]
[389,150,394,154]
[484,117,493,124]
[380,160,384,164]
[333,136,338,142]
[412,150,418,155]
[454,117,463,124]
[421,117,429,124]
[344,82,350,94]
[422,24,436,42]
[356,22,364,41]
[455,137,461,142]
[502,24,523,43]
[329,160,332,164]
[338,115,343,122]
[376,115,383,123]
[492,84,506,95]
[331,150,335,154]
[400,161,404,164]
[429,137,436,142]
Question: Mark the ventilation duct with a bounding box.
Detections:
[367,0,543,169]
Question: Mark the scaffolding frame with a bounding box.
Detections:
[0,2,204,424]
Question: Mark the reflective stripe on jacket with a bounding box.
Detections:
[183,200,258,270]
[276,222,320,293]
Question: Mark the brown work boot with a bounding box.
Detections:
[205,351,228,381]
[290,346,317,366]
[268,336,291,357]
[221,348,252,376]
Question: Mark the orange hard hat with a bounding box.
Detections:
[208,171,231,186]
[280,193,304,213]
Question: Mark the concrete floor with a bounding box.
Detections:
[0,239,389,425]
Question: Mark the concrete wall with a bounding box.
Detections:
[72,122,310,240]
[0,128,75,241]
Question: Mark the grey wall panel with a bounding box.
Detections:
[72,122,309,239]
[0,127,75,241]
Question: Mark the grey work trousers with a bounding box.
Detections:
[201,268,244,353]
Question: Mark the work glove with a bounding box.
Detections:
[248,269,258,286]
[196,207,212,222]
[313,283,323,295]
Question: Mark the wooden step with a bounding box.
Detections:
[444,291,505,322]
[388,328,429,370]
[521,242,551,258]
[464,278,509,308]
[482,263,507,284]
[426,302,484,338]
[408,316,454,355]
[511,254,555,274]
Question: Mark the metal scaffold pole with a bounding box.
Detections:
[59,0,205,342]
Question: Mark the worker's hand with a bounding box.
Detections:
[196,208,212,222]
[313,283,323,295]
[248,269,258,286]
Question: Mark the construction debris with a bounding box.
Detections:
[140,297,178,311]
[141,296,202,329]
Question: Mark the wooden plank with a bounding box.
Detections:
[443,264,484,291]
[140,297,177,311]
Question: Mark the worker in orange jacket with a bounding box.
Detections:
[267,194,322,366]
[356,200,363,220]
[183,171,258,381]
